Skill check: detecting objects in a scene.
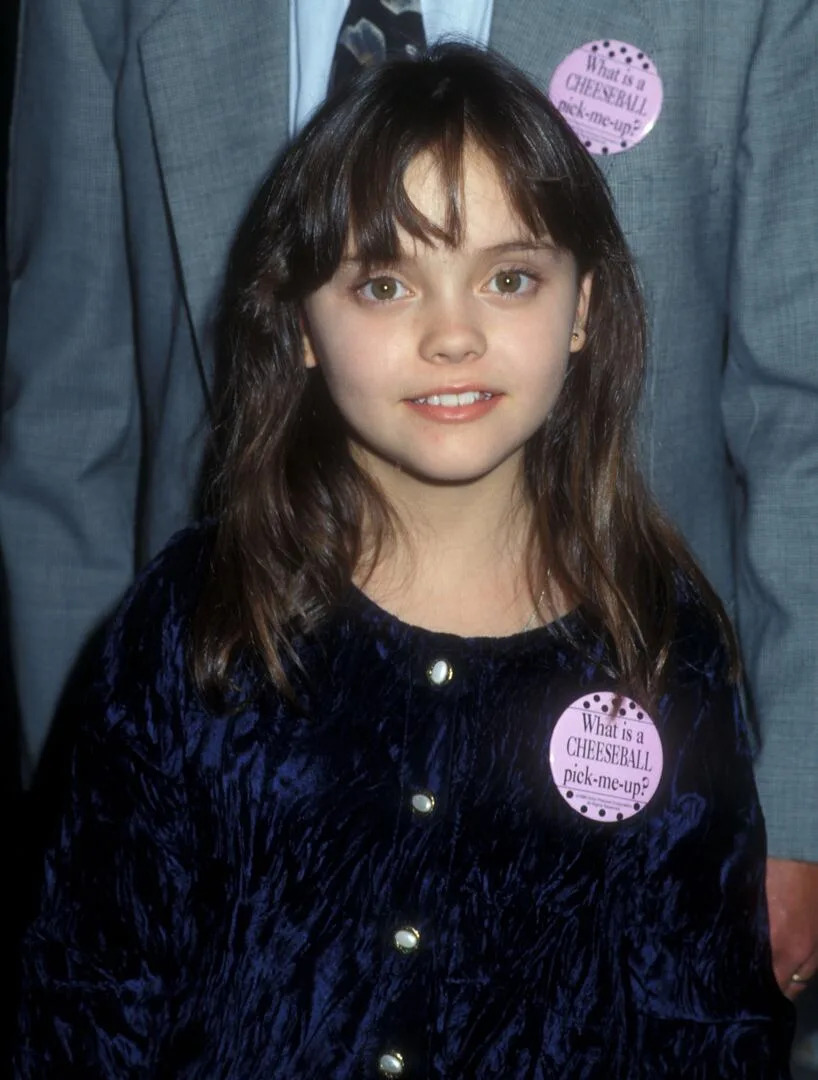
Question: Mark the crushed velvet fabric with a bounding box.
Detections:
[15,527,793,1078]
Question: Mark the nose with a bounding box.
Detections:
[417,295,487,365]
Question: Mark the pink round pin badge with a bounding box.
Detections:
[548,691,663,821]
[548,40,663,156]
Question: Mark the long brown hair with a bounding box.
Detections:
[192,43,738,705]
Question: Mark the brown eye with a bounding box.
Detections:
[360,276,406,302]
[494,270,524,294]
[487,269,539,297]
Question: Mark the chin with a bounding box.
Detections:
[398,457,514,487]
[354,439,525,491]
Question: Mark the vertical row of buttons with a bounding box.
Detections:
[376,657,452,1077]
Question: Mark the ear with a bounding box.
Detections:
[569,271,593,353]
[301,314,319,369]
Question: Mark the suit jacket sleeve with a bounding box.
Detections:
[0,0,140,770]
[722,0,818,861]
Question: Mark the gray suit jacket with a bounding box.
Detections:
[3,0,817,858]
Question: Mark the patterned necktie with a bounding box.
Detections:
[328,0,427,94]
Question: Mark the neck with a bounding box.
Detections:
[355,457,547,636]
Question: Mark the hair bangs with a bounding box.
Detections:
[339,92,472,268]
[288,47,611,289]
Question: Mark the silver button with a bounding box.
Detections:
[426,658,453,686]
[410,790,436,816]
[378,1050,405,1076]
[393,926,420,953]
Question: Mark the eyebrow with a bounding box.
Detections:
[340,239,560,268]
[482,240,560,257]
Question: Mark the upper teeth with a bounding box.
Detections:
[414,391,492,406]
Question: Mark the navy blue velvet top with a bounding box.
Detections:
[16,528,793,1078]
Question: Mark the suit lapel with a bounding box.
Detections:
[490,0,654,103]
[139,0,290,347]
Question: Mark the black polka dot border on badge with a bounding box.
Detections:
[548,40,664,156]
[548,692,663,821]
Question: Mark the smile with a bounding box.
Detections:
[411,391,494,406]
[405,390,502,424]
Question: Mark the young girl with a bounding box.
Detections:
[16,45,792,1078]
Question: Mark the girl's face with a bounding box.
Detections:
[302,147,591,501]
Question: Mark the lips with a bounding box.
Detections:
[411,390,494,406]
[404,387,502,423]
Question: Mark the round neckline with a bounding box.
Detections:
[342,583,587,650]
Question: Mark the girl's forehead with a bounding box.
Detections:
[403,145,511,218]
[344,144,544,259]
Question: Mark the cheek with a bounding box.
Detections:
[535,365,570,414]
[320,358,363,404]
[318,346,385,418]
[510,314,572,376]
[320,328,400,397]
[542,355,574,420]
[523,336,572,413]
